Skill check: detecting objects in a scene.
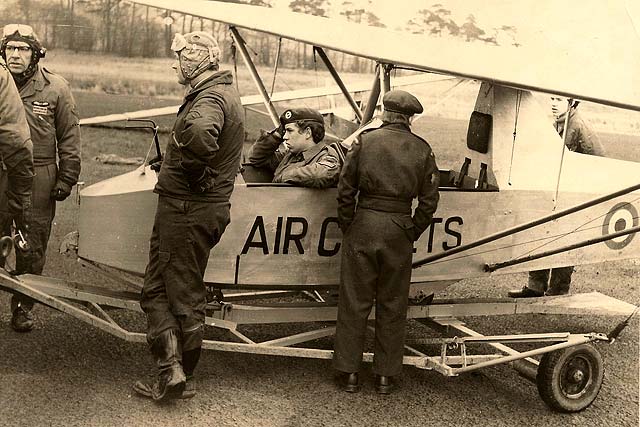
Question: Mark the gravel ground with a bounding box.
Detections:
[0,262,638,427]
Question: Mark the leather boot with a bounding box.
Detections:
[180,348,201,399]
[375,375,394,395]
[10,297,34,333]
[134,329,186,401]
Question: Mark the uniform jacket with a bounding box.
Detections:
[0,63,33,211]
[19,65,80,187]
[246,130,341,188]
[337,122,440,240]
[556,108,605,156]
[155,70,245,202]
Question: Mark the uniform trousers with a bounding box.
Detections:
[333,209,413,377]
[140,195,230,352]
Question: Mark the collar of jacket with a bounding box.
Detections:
[555,107,576,126]
[380,122,411,132]
[19,65,48,98]
[185,69,234,100]
[301,140,327,162]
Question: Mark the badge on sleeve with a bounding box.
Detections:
[32,101,49,115]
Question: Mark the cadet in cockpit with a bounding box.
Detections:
[245,107,342,188]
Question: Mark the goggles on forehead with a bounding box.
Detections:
[171,33,187,52]
[171,33,210,53]
[2,24,36,39]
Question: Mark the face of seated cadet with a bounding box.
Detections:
[283,123,314,154]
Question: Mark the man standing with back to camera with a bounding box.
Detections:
[0,24,81,332]
[134,31,245,401]
[333,89,440,394]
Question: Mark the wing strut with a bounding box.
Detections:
[361,65,381,123]
[270,37,282,97]
[413,181,640,268]
[484,224,640,272]
[313,47,363,123]
[229,26,279,127]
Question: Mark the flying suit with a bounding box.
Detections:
[141,69,244,352]
[333,122,439,376]
[8,65,80,316]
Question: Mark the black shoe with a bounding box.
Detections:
[507,287,544,298]
[375,375,394,395]
[336,372,360,393]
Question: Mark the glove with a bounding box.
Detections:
[51,180,73,201]
[184,166,217,193]
[271,123,286,142]
[148,154,163,173]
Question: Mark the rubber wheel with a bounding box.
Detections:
[536,344,604,412]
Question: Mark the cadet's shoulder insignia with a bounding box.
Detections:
[317,155,339,170]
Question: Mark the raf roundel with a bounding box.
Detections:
[602,202,639,250]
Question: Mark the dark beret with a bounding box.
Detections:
[280,107,324,126]
[383,90,423,115]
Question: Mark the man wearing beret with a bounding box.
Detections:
[333,89,440,394]
[245,107,342,188]
[134,31,244,401]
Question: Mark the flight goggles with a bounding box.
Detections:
[171,33,209,53]
[2,24,36,39]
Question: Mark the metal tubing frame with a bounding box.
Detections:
[413,181,640,268]
[229,26,279,126]
[313,46,363,122]
[0,270,612,377]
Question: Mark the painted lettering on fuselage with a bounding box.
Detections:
[240,215,463,256]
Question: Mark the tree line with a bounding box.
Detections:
[1,0,519,72]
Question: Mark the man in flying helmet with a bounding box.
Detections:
[1,24,81,333]
[134,31,244,401]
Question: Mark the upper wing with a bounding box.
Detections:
[130,0,640,111]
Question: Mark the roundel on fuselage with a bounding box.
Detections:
[602,202,638,250]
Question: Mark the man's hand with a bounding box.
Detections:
[148,154,163,172]
[51,180,73,201]
[271,123,286,142]
[186,166,217,193]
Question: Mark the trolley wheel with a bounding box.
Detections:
[536,343,604,412]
